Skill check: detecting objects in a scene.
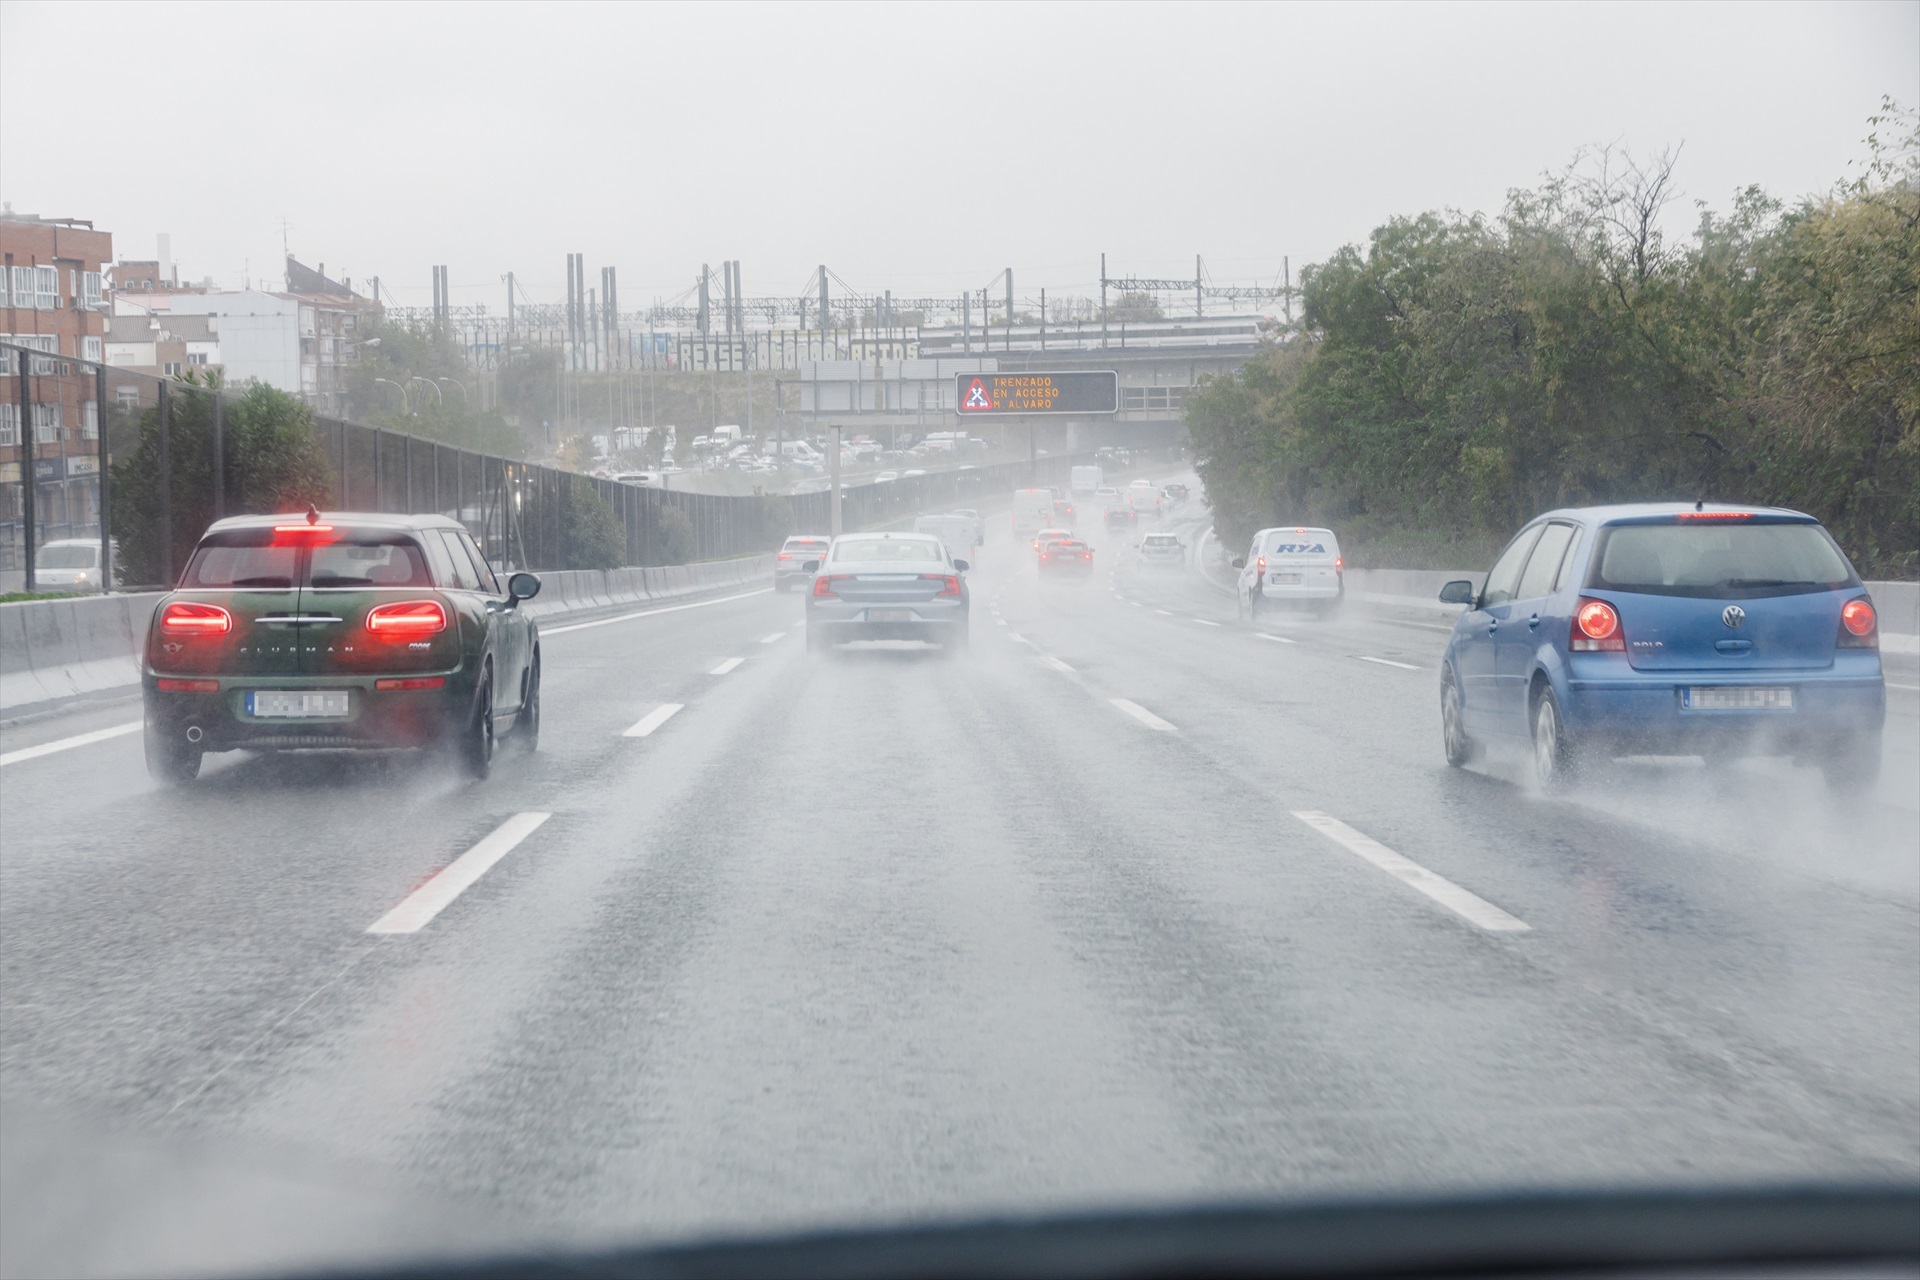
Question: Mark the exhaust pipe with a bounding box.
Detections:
[185,725,204,745]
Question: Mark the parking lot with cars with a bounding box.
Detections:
[1,474,1912,1273]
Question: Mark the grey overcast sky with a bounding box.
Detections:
[2,0,1914,311]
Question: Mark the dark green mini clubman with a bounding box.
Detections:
[142,510,542,784]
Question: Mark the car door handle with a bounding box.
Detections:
[1527,613,1541,630]
[1486,620,1498,635]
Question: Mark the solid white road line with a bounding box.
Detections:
[1110,698,1176,731]
[1255,632,1296,644]
[541,588,771,636]
[621,703,685,738]
[1192,618,1220,627]
[1291,810,1531,933]
[710,657,744,675]
[0,720,142,768]
[759,631,786,644]
[366,812,552,935]
[1040,656,1076,674]
[1887,681,1919,693]
[1357,655,1421,670]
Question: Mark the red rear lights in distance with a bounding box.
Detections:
[1839,597,1878,648]
[159,602,232,635]
[375,677,447,691]
[812,574,846,598]
[155,678,219,693]
[1571,598,1624,651]
[365,600,446,638]
[923,574,962,597]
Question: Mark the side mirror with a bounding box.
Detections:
[802,559,821,573]
[953,559,970,573]
[507,571,541,601]
[1439,579,1477,606]
[1231,557,1246,569]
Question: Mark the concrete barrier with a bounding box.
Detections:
[0,554,776,719]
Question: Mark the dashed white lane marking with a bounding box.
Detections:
[1155,609,1174,616]
[1255,632,1296,644]
[994,618,1008,627]
[1110,698,1176,731]
[759,631,785,644]
[1040,656,1076,674]
[0,720,142,768]
[1357,655,1421,670]
[621,703,684,738]
[541,588,771,636]
[1008,633,1034,646]
[710,657,744,675]
[1192,619,1220,627]
[1292,810,1531,933]
[367,812,552,935]
[1887,681,1919,693]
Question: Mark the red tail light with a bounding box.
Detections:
[923,574,962,597]
[155,678,219,692]
[1256,556,1266,573]
[375,677,448,691]
[1839,597,1878,648]
[365,600,446,638]
[273,523,335,533]
[777,552,792,560]
[812,574,846,598]
[1571,598,1624,651]
[1675,511,1753,521]
[1335,556,1344,574]
[1081,551,1092,559]
[159,602,232,635]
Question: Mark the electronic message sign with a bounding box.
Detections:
[955,371,1119,416]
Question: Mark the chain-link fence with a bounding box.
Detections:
[4,340,1148,594]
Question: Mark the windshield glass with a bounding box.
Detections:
[1592,522,1854,598]
[34,544,96,569]
[308,540,433,588]
[182,542,298,589]
[831,538,944,561]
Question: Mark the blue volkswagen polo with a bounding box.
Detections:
[1437,503,1886,793]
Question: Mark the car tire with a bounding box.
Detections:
[1822,734,1882,795]
[514,654,540,753]
[1441,667,1475,767]
[143,719,201,786]
[1530,685,1580,792]
[1248,591,1263,622]
[456,671,495,780]
[806,625,829,657]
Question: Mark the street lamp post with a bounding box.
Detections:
[406,377,443,410]
[372,377,410,415]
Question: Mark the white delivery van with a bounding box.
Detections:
[1070,464,1103,494]
[1010,488,1056,538]
[1234,526,1344,618]
[913,514,978,566]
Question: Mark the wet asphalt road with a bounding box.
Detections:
[2,489,1916,1274]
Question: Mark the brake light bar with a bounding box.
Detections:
[1571,598,1624,651]
[159,602,233,635]
[1674,512,1754,521]
[273,523,335,533]
[375,677,448,691]
[155,678,219,693]
[365,600,447,637]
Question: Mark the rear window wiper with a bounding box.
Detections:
[1723,578,1817,587]
[227,576,292,588]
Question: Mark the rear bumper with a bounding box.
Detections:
[806,602,968,644]
[143,669,470,751]
[1258,583,1342,601]
[1561,670,1886,752]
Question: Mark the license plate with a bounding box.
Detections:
[1682,686,1793,710]
[1271,572,1302,585]
[247,690,350,718]
[867,608,914,622]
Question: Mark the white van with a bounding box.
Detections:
[913,514,978,566]
[1070,464,1103,494]
[1010,488,1056,538]
[1234,526,1344,618]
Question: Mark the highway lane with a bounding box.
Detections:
[2,499,1915,1272]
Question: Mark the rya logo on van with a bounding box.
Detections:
[1270,543,1327,554]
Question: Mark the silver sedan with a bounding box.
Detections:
[803,534,971,656]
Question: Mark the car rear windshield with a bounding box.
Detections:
[832,538,943,562]
[1144,536,1178,546]
[783,538,829,551]
[182,531,432,589]
[1590,521,1855,598]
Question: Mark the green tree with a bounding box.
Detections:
[111,377,335,584]
[656,505,696,564]
[562,479,626,570]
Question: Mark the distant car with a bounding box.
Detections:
[1163,482,1189,502]
[1038,538,1094,576]
[805,533,969,656]
[902,469,927,478]
[1011,488,1056,539]
[1104,505,1139,529]
[774,535,833,591]
[1137,532,1185,568]
[1051,496,1076,525]
[874,470,899,483]
[912,514,977,566]
[952,508,986,545]
[1093,486,1121,511]
[32,537,112,589]
[141,511,542,784]
[1032,528,1078,554]
[1126,482,1164,519]
[1437,503,1886,792]
[1234,526,1344,619]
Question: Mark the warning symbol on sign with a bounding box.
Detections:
[963,378,992,410]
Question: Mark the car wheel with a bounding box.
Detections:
[514,654,541,753]
[1530,685,1579,792]
[1441,668,1475,767]
[456,671,495,780]
[806,625,829,656]
[1822,734,1882,795]
[143,719,201,786]
[1248,591,1263,622]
